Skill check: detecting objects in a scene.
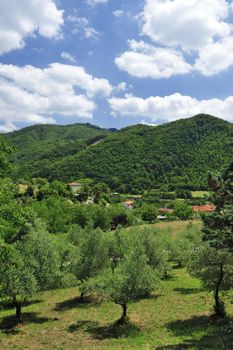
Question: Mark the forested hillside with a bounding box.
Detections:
[4,114,233,191]
[5,123,111,180]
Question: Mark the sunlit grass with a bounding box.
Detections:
[191,191,210,198]
[1,265,233,349]
[127,220,203,238]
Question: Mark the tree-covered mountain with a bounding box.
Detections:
[5,123,111,179]
[4,114,233,191]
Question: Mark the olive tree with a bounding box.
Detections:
[89,243,158,323]
[0,241,37,323]
[71,226,108,299]
[189,162,233,318]
[135,229,170,278]
[188,244,233,318]
[18,220,63,291]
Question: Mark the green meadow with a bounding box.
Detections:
[1,221,233,350]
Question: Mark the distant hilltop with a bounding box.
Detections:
[3,114,233,192]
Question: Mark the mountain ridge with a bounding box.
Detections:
[4,114,233,191]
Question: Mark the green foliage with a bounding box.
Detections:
[5,115,233,191]
[0,137,13,177]
[43,115,233,191]
[6,123,110,180]
[0,240,37,322]
[88,241,158,321]
[0,240,37,300]
[173,201,193,220]
[176,189,193,199]
[70,227,108,296]
[203,162,233,250]
[134,228,170,277]
[18,220,62,291]
[137,204,158,223]
[188,244,233,317]
[32,196,73,233]
[92,206,111,231]
[0,179,36,242]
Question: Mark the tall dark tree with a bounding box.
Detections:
[203,162,233,250]
[0,137,13,177]
[188,244,233,318]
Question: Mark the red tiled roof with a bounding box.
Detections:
[192,204,216,213]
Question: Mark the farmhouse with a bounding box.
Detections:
[158,208,175,214]
[192,204,216,213]
[157,208,174,220]
[122,200,134,210]
[67,182,81,193]
[192,204,216,218]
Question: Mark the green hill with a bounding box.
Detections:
[5,123,111,179]
[4,114,233,191]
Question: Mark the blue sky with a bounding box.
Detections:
[0,0,233,131]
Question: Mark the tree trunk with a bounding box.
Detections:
[15,302,22,323]
[121,303,127,319]
[214,263,225,317]
[118,303,127,323]
[115,301,128,323]
[80,280,84,300]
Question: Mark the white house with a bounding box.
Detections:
[122,200,134,210]
[68,182,81,194]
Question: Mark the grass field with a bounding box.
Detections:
[127,220,203,238]
[1,220,233,350]
[191,191,210,198]
[1,267,233,349]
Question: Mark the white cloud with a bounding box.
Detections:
[61,51,76,63]
[195,36,233,75]
[115,40,192,78]
[140,120,157,126]
[0,62,113,127]
[0,63,113,97]
[116,0,233,78]
[0,121,17,133]
[115,82,128,92]
[84,27,100,40]
[141,0,231,51]
[0,0,64,54]
[67,15,89,26]
[108,93,233,122]
[67,14,100,40]
[113,10,124,17]
[86,0,108,6]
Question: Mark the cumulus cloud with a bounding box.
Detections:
[108,93,233,122]
[61,51,76,63]
[116,0,233,78]
[0,0,64,54]
[115,40,192,78]
[141,0,231,51]
[194,36,233,76]
[0,62,113,127]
